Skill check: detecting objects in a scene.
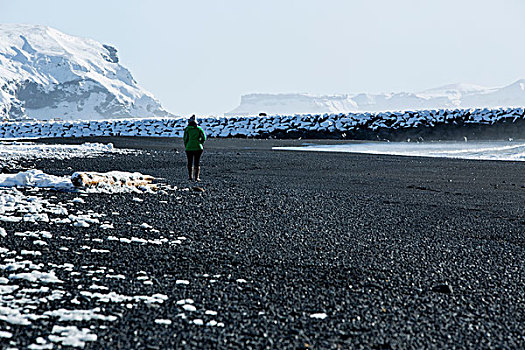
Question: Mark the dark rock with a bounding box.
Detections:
[432,284,453,294]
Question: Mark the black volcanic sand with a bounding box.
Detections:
[4,137,525,349]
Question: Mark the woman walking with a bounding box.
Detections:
[183,115,206,181]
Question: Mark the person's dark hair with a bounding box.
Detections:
[188,114,198,126]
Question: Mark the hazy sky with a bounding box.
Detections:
[1,0,525,115]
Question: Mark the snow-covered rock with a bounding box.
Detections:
[0,24,173,121]
[0,107,524,141]
[226,81,525,116]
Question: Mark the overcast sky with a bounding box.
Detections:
[1,0,525,115]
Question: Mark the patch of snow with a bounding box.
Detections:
[0,330,13,338]
[310,313,328,319]
[192,319,204,326]
[91,249,110,254]
[73,221,90,228]
[9,270,63,284]
[21,250,42,256]
[182,304,197,312]
[0,142,126,165]
[49,325,97,348]
[0,169,72,190]
[154,319,172,325]
[79,291,168,304]
[44,308,117,322]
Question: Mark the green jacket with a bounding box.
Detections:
[183,125,206,151]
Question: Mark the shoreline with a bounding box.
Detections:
[28,136,525,164]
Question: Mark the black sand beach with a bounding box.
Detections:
[4,138,525,349]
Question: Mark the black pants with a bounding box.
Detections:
[186,150,203,168]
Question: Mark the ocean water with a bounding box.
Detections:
[273,141,525,162]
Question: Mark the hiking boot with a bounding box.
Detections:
[194,166,201,182]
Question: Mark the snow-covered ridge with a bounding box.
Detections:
[0,24,173,121]
[226,80,525,115]
[0,107,523,139]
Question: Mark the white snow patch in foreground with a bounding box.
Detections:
[0,169,154,193]
[0,170,72,189]
[0,142,126,163]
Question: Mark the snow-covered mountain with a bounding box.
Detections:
[226,81,525,116]
[0,24,173,121]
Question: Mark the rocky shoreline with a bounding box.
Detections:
[2,138,525,349]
